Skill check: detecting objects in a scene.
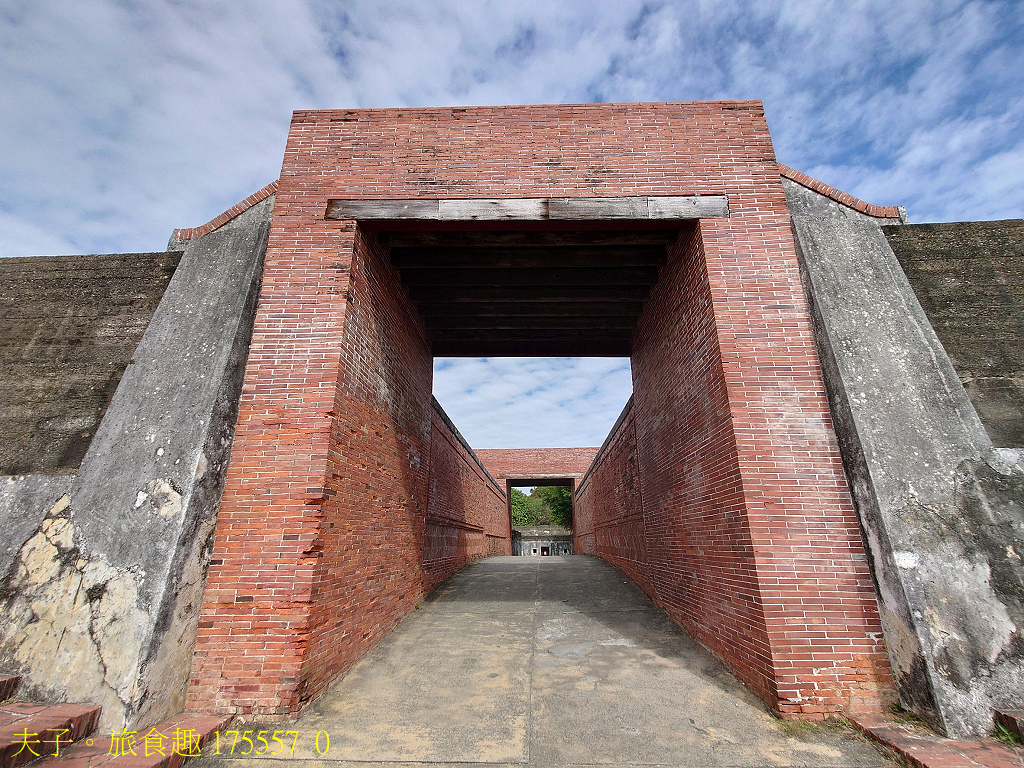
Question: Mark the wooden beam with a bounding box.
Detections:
[397,266,659,287]
[416,301,645,317]
[407,285,652,302]
[378,230,682,247]
[548,197,649,219]
[389,245,666,269]
[425,316,638,330]
[326,195,728,221]
[432,328,634,341]
[433,339,631,357]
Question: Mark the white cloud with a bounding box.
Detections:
[3,0,1022,258]
[3,0,1022,444]
[433,358,632,449]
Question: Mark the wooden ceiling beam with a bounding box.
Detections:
[397,266,659,287]
[389,245,666,269]
[378,230,681,247]
[407,285,652,302]
[433,340,631,357]
[416,301,645,317]
[431,328,634,341]
[425,316,638,330]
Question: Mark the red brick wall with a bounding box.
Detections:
[573,399,649,589]
[424,402,511,589]
[630,225,779,704]
[190,100,894,720]
[189,225,505,718]
[576,218,895,717]
[475,447,598,482]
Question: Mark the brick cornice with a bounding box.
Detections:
[171,180,278,241]
[778,164,904,220]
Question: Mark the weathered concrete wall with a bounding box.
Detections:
[0,197,271,730]
[785,177,1024,737]
[883,220,1024,447]
[0,252,180,474]
[0,475,76,579]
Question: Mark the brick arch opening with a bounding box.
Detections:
[186,102,895,723]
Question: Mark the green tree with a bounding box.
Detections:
[510,487,538,526]
[533,486,573,529]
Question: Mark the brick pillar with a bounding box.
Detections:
[700,192,895,716]
[187,197,435,717]
[185,209,358,717]
[632,187,894,716]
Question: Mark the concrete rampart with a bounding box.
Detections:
[0,252,180,474]
[883,220,1024,448]
[785,177,1024,736]
[0,196,272,730]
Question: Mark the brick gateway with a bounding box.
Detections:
[185,102,895,720]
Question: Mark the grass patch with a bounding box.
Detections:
[888,702,927,726]
[777,716,849,738]
[995,722,1023,748]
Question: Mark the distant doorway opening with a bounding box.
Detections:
[508,479,574,556]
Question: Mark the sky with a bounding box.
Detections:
[2,0,1022,448]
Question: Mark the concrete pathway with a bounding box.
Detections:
[198,555,895,768]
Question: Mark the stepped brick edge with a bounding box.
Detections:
[853,714,1024,768]
[171,181,278,242]
[47,714,230,768]
[778,163,905,219]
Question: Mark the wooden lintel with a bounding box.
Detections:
[326,195,728,221]
[434,339,631,357]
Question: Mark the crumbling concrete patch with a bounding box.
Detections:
[0,495,148,728]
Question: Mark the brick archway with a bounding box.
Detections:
[186,102,894,721]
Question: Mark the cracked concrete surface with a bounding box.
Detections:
[197,556,895,768]
[0,495,149,726]
[787,178,1024,736]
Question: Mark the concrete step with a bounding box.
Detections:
[0,679,20,705]
[44,713,229,768]
[854,714,1024,768]
[0,703,101,768]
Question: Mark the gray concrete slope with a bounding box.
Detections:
[198,556,893,768]
[0,197,272,730]
[785,178,1024,737]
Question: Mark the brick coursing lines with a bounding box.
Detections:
[171,181,279,241]
[188,219,508,719]
[475,448,599,482]
[777,164,903,219]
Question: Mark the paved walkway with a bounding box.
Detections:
[199,555,894,768]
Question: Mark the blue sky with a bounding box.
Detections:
[2,0,1022,447]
